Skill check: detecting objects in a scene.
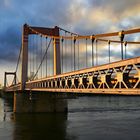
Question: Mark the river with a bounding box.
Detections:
[0,95,140,140]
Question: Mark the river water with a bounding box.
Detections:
[1,95,140,140]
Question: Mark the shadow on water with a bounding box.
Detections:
[11,113,68,140]
[0,92,75,140]
[0,92,68,140]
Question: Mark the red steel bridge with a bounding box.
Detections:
[4,24,140,95]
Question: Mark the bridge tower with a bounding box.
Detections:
[21,24,28,91]
[4,72,16,89]
[21,24,61,90]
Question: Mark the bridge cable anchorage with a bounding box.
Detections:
[118,30,125,60]
[73,36,76,71]
[32,38,52,80]
[124,41,127,59]
[46,37,48,77]
[90,35,95,67]
[108,40,111,63]
[61,37,64,73]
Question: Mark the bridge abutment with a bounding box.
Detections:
[13,92,68,113]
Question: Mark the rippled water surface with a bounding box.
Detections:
[1,95,140,140]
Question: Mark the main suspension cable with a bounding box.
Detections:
[15,45,22,73]
[58,26,80,36]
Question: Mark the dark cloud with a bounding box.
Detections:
[0,0,70,64]
[0,25,21,63]
[0,0,140,84]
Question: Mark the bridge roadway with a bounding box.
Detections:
[6,56,140,95]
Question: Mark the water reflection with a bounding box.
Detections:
[0,97,68,140]
[67,96,140,140]
[0,97,13,122]
[12,113,67,140]
[68,95,140,112]
[1,95,140,140]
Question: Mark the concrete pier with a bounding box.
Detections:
[13,92,68,113]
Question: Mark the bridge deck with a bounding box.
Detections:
[6,56,140,95]
[29,88,140,95]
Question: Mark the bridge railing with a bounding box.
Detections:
[24,56,140,93]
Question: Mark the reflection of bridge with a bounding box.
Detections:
[4,24,140,95]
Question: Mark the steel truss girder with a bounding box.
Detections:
[6,57,140,94]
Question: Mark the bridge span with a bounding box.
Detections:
[4,24,140,95]
[6,56,140,95]
[3,24,140,113]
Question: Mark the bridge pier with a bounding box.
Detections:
[13,92,68,113]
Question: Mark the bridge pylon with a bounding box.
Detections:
[21,24,28,90]
[21,24,61,90]
[4,72,16,90]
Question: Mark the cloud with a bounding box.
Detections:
[0,0,140,85]
[0,25,21,63]
[71,0,140,34]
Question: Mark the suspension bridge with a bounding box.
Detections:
[4,24,140,95]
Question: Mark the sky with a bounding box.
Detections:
[0,0,140,86]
